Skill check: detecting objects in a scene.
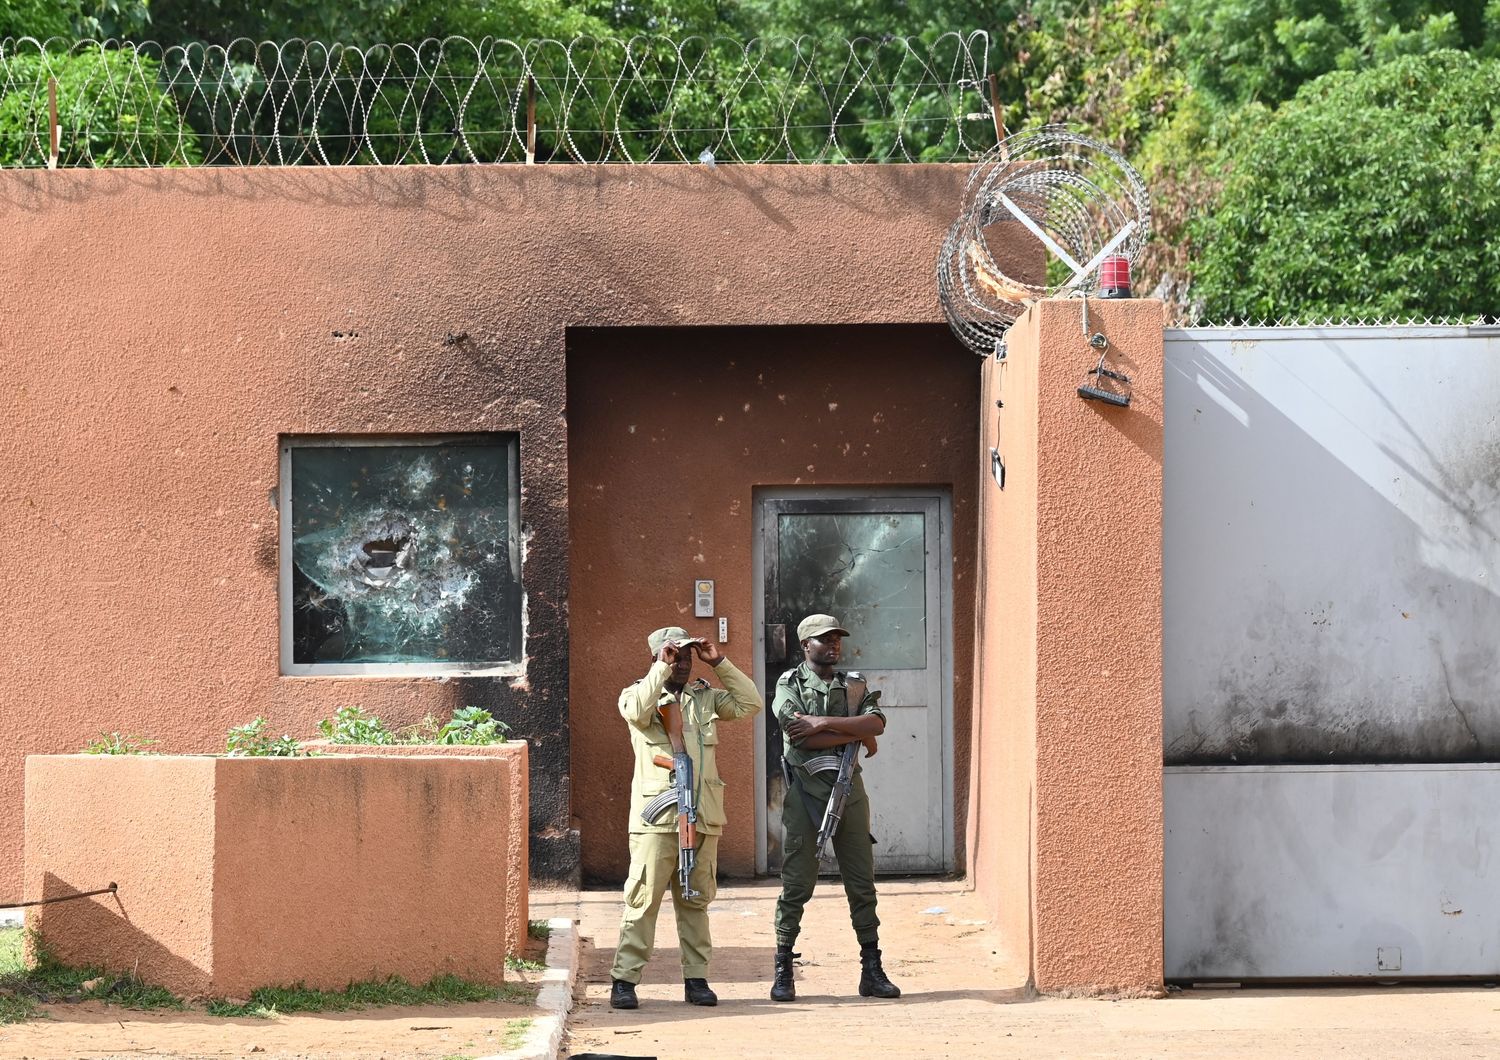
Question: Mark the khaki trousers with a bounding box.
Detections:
[610,831,720,983]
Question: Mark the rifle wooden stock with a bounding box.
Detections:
[657,698,686,753]
[653,753,674,769]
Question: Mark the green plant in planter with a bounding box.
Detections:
[226,717,310,757]
[436,707,510,746]
[395,712,442,744]
[318,706,395,745]
[82,732,158,755]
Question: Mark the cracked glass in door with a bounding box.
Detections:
[763,496,949,875]
[775,513,927,670]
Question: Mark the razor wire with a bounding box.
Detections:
[1173,314,1498,330]
[937,125,1151,355]
[0,33,997,167]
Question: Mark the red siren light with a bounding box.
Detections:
[1098,255,1132,299]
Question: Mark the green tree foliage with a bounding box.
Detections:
[1015,0,1184,154]
[1164,0,1495,106]
[0,0,150,40]
[1,0,75,38]
[0,45,201,164]
[147,0,609,46]
[1191,50,1500,319]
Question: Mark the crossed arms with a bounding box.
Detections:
[776,695,885,757]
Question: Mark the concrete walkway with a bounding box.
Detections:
[541,878,1500,1060]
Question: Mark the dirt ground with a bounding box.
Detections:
[0,934,548,1060]
[0,999,535,1060]
[7,880,1500,1059]
[560,879,1500,1060]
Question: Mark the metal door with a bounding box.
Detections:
[756,493,952,875]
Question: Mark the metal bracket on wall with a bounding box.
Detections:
[1077,330,1132,407]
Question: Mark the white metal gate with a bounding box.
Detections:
[1164,323,1500,979]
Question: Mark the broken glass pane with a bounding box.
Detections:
[777,512,927,669]
[289,439,520,666]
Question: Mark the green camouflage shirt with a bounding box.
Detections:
[772,662,886,777]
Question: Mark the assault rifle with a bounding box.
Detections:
[809,740,858,859]
[807,671,868,860]
[639,698,699,898]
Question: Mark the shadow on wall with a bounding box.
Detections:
[1164,331,1500,764]
[0,162,959,218]
[31,872,209,993]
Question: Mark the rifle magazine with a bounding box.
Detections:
[641,789,679,825]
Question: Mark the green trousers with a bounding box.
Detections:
[610,831,720,984]
[773,776,880,947]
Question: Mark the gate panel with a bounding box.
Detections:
[1166,765,1500,979]
[1165,324,1500,979]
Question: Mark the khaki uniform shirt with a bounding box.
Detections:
[620,657,763,835]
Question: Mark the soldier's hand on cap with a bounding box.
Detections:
[861,735,879,758]
[692,639,724,667]
[656,640,681,665]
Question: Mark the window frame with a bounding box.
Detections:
[278,433,524,678]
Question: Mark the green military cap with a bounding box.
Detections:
[647,626,694,655]
[797,613,851,642]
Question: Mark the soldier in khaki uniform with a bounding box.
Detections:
[609,625,763,1010]
[769,614,900,1002]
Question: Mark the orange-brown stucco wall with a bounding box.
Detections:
[567,324,980,882]
[968,299,1164,994]
[25,753,519,996]
[313,741,529,955]
[967,309,1040,969]
[0,163,980,892]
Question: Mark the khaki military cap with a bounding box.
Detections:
[797,614,851,642]
[647,626,695,655]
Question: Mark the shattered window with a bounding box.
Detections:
[777,512,927,669]
[282,436,521,673]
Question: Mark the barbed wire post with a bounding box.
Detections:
[525,73,536,164]
[986,71,1005,153]
[46,75,57,169]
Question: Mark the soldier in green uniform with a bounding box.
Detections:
[770,614,901,1002]
[609,625,763,1010]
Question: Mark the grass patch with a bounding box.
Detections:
[0,928,23,976]
[208,973,524,1019]
[0,993,38,1025]
[505,954,545,973]
[0,929,185,1022]
[527,920,551,940]
[502,1017,534,1050]
[1,933,37,1026]
[0,927,538,1026]
[497,981,539,1005]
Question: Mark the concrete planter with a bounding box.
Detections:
[311,739,529,955]
[24,751,525,997]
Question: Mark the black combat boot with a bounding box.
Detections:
[858,943,901,999]
[610,978,639,1009]
[683,978,718,1006]
[770,945,799,1002]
